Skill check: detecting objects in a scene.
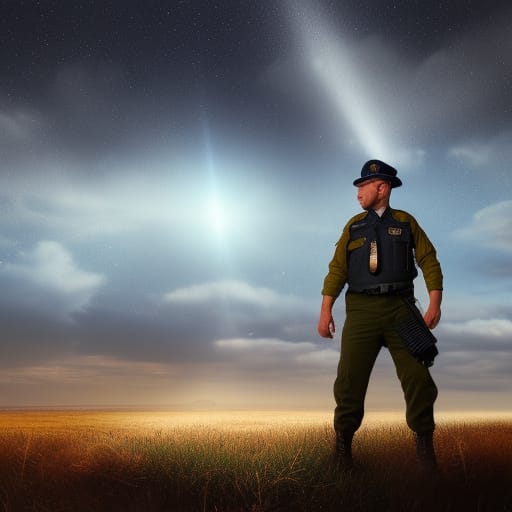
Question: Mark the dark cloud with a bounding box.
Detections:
[0,306,74,367]
[436,350,512,392]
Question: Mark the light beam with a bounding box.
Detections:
[290,3,391,160]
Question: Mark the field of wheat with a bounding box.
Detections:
[0,410,510,511]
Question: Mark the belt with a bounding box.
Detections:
[348,282,413,295]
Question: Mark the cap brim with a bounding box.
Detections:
[353,174,402,188]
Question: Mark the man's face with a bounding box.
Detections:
[356,179,389,210]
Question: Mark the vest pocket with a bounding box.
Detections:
[393,240,410,271]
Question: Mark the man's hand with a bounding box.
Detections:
[318,295,336,338]
[424,289,442,329]
[318,316,335,338]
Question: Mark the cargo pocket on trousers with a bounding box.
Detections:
[396,314,438,367]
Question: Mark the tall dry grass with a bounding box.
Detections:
[0,410,510,511]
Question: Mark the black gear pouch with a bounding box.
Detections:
[396,299,438,367]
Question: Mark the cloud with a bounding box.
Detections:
[3,241,105,313]
[439,293,512,323]
[453,200,512,252]
[441,318,512,342]
[215,337,337,368]
[0,354,174,385]
[450,142,493,168]
[435,315,512,367]
[410,11,512,135]
[449,131,512,171]
[400,313,512,398]
[164,279,305,309]
[436,349,512,393]
[212,336,338,407]
[0,107,45,165]
[1,170,183,236]
[160,280,320,361]
[8,241,104,294]
[0,354,188,407]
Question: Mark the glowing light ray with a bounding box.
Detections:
[199,114,240,336]
[311,48,388,158]
[201,115,229,237]
[291,4,391,160]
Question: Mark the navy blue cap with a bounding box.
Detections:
[353,159,402,188]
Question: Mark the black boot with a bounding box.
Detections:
[335,431,354,470]
[416,432,437,472]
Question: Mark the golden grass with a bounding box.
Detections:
[0,410,510,511]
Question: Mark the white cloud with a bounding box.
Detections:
[440,292,505,323]
[453,200,512,251]
[164,280,305,309]
[4,240,105,312]
[449,144,492,168]
[216,337,313,352]
[442,318,512,339]
[215,337,338,368]
[3,171,187,236]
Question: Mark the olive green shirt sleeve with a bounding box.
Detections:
[321,217,355,298]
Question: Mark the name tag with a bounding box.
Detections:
[388,227,402,236]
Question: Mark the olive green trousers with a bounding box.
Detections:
[333,291,438,436]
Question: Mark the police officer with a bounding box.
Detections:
[318,159,443,471]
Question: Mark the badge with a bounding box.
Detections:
[388,227,402,236]
[369,163,380,173]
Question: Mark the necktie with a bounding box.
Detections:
[369,239,378,274]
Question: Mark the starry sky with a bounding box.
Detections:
[1,1,511,411]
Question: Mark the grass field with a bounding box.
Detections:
[0,410,510,511]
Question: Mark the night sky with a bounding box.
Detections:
[1,1,511,411]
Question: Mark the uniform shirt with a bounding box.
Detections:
[322,207,443,298]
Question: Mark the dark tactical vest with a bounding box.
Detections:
[347,209,417,292]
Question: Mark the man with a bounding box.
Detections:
[318,159,443,471]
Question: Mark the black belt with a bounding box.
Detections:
[348,282,413,295]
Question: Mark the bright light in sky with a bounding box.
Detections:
[207,197,229,236]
